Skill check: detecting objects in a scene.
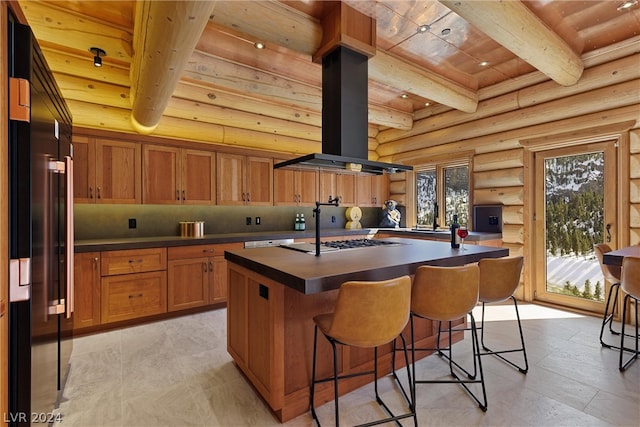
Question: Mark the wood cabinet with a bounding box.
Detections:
[73,252,101,329]
[143,145,216,205]
[167,242,243,311]
[274,166,318,206]
[100,248,167,324]
[318,171,356,206]
[73,135,142,204]
[357,174,389,207]
[217,153,273,205]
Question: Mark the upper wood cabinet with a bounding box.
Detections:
[73,135,142,204]
[217,153,273,205]
[357,174,389,207]
[273,165,318,206]
[319,171,356,207]
[143,145,216,205]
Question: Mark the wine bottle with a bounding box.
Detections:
[300,213,306,231]
[295,213,300,231]
[450,214,460,248]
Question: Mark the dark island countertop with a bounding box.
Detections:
[224,237,509,294]
[74,228,501,253]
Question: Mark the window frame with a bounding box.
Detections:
[414,156,472,230]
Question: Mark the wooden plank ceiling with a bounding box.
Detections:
[17,0,640,156]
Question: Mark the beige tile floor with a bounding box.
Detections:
[55,303,639,426]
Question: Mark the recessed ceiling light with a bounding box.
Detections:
[401,93,409,99]
[425,102,431,107]
[441,28,451,36]
[417,24,430,33]
[254,41,265,49]
[479,61,490,67]
[617,0,638,11]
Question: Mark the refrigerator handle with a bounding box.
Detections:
[66,156,75,318]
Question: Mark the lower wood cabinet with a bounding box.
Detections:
[101,271,167,323]
[167,242,243,311]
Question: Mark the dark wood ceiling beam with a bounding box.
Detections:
[129,1,215,134]
[440,0,584,86]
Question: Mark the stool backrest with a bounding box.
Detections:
[621,256,640,298]
[328,275,412,348]
[478,256,524,303]
[594,243,622,284]
[412,264,479,321]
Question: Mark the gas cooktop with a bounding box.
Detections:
[280,239,400,254]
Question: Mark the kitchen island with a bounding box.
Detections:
[224,238,508,422]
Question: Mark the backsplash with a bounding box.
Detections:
[74,204,384,240]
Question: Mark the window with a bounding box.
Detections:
[416,161,470,229]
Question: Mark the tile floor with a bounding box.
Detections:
[55,303,639,426]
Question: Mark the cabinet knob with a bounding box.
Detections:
[209,262,213,272]
[176,190,180,201]
[203,262,207,272]
[182,190,186,201]
[97,187,101,199]
[89,187,93,199]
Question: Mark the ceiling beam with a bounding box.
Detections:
[208,0,477,114]
[439,0,584,86]
[129,1,215,134]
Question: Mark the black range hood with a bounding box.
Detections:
[274,46,412,176]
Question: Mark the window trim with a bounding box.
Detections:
[414,154,473,230]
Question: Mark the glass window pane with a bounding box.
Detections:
[416,170,436,227]
[444,166,469,226]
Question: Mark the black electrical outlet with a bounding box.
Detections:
[128,218,136,229]
[259,284,269,300]
[256,217,261,225]
[331,215,336,223]
[246,217,251,225]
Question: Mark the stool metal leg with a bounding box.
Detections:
[480,297,529,374]
[619,294,640,371]
[600,283,621,348]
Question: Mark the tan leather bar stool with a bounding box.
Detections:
[594,243,623,348]
[309,276,417,427]
[410,264,487,411]
[477,256,528,373]
[619,256,640,371]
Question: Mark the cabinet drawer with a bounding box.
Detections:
[168,242,243,260]
[168,245,217,260]
[101,248,167,276]
[101,271,167,323]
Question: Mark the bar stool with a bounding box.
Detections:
[309,275,416,427]
[594,243,623,348]
[410,263,487,411]
[619,256,640,371]
[477,256,528,373]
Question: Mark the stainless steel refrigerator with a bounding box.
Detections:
[7,17,74,426]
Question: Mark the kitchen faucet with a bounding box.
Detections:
[313,196,340,256]
[433,201,440,230]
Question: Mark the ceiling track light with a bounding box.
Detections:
[89,47,106,67]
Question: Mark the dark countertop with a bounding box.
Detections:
[225,237,509,294]
[74,228,501,253]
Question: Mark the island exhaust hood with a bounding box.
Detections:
[274,46,412,175]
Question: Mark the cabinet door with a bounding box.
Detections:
[372,174,389,207]
[72,135,96,203]
[246,156,273,205]
[183,149,216,205]
[167,257,210,311]
[143,145,180,204]
[274,168,297,206]
[336,173,356,206]
[211,257,227,303]
[101,271,167,323]
[95,138,142,204]
[297,170,318,206]
[318,171,337,203]
[357,175,374,207]
[73,252,101,329]
[217,153,245,205]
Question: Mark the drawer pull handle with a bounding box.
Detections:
[203,262,207,272]
[128,259,143,263]
[128,293,143,299]
[202,249,214,253]
[209,262,213,272]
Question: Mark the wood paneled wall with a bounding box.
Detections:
[631,129,640,245]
